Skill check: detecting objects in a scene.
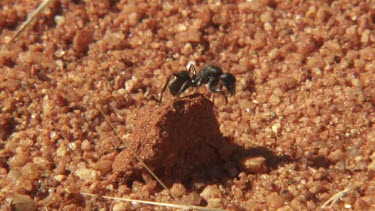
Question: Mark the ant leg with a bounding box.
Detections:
[212,91,228,104]
[189,63,197,76]
[222,92,228,104]
[209,92,228,106]
[208,81,228,104]
[158,75,172,106]
[173,81,191,103]
[188,63,198,84]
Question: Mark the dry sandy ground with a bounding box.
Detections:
[1,0,375,210]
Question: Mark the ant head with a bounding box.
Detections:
[220,73,236,95]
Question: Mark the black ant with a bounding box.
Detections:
[158,64,236,105]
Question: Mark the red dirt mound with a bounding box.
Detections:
[112,94,224,180]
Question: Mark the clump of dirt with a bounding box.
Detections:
[112,94,225,180]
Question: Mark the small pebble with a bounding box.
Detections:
[240,156,268,174]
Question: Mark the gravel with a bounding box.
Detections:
[1,0,374,210]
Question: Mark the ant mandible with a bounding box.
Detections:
[158,64,236,105]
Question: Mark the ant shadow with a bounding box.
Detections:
[186,136,336,185]
[204,136,292,180]
[161,136,294,191]
[221,136,292,170]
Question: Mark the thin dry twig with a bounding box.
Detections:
[5,0,54,47]
[321,183,359,208]
[81,192,227,211]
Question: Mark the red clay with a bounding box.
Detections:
[113,94,224,180]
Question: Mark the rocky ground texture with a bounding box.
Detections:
[1,0,375,210]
